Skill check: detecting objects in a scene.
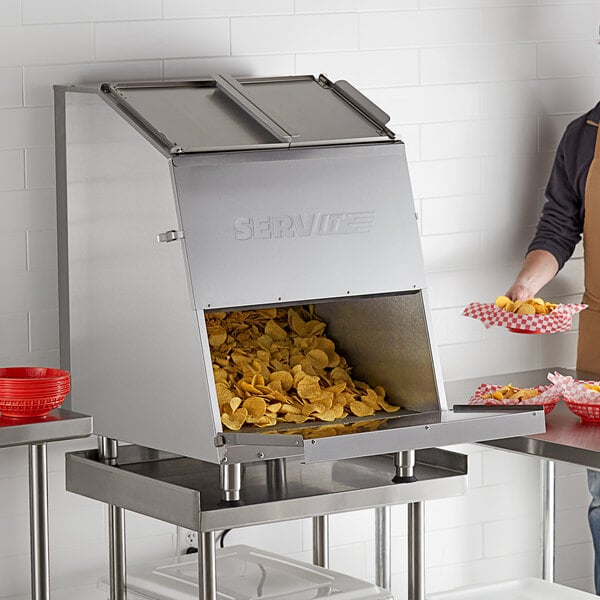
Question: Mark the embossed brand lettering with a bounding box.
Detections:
[233,212,375,240]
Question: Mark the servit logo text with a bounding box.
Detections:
[233,211,375,240]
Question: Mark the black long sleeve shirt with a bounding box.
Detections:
[528,101,600,269]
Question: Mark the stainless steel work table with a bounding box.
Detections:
[445,367,599,583]
[0,409,92,600]
[66,444,469,600]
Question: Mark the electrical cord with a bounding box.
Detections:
[218,528,231,548]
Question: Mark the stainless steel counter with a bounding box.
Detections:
[0,408,92,600]
[445,367,600,583]
[0,408,92,448]
[445,368,600,467]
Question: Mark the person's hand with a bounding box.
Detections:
[503,250,558,303]
[505,281,535,302]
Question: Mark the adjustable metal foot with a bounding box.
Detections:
[393,450,417,483]
[220,463,242,503]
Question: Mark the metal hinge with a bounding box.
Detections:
[157,230,184,243]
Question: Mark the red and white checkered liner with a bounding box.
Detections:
[548,371,600,405]
[462,302,587,334]
[468,381,561,414]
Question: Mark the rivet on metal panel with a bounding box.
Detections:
[311,440,316,444]
[221,456,228,463]
[425,425,430,430]
[257,452,265,459]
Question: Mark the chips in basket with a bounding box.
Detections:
[468,382,561,414]
[495,296,557,315]
[548,371,600,423]
[463,299,587,334]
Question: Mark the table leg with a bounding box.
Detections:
[408,501,424,600]
[98,437,127,599]
[199,531,216,600]
[542,458,555,582]
[394,449,424,599]
[29,442,49,600]
[312,515,329,568]
[375,506,391,590]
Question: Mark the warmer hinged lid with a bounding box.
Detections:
[100,74,395,154]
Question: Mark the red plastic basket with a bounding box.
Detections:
[0,367,69,383]
[0,367,70,418]
[542,400,559,415]
[564,400,600,423]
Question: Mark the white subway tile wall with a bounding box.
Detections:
[0,2,597,599]
[0,150,25,192]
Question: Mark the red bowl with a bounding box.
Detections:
[536,399,559,415]
[0,381,71,398]
[564,400,600,423]
[0,367,69,381]
[0,367,70,418]
[0,396,67,418]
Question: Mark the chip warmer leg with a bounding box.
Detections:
[220,463,242,503]
[401,450,425,600]
[98,436,127,600]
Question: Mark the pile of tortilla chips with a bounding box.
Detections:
[480,384,541,402]
[495,296,557,315]
[205,306,398,431]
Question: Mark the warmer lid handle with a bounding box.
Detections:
[212,73,298,144]
[330,78,392,130]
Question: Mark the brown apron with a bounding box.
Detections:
[577,119,600,374]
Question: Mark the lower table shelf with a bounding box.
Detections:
[99,544,394,600]
[66,445,468,532]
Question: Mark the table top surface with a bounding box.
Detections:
[0,407,92,448]
[445,368,600,468]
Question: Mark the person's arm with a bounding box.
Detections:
[506,120,584,301]
[505,249,559,301]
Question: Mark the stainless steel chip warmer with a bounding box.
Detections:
[54,75,545,600]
